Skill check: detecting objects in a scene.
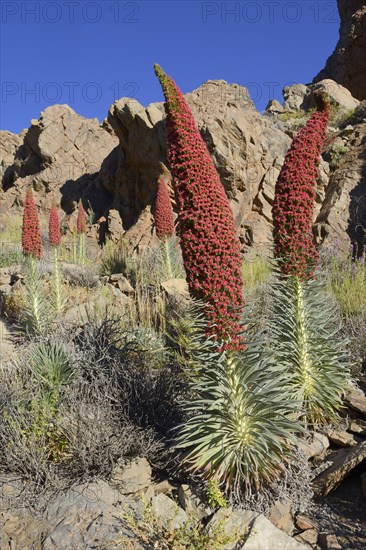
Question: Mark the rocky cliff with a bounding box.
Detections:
[314,0,366,101]
[1,80,365,254]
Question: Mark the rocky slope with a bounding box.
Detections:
[314,0,366,101]
[1,80,365,254]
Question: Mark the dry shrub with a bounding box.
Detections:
[0,316,184,508]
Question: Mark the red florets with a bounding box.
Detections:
[22,189,42,259]
[154,64,245,350]
[155,177,175,240]
[49,204,61,247]
[76,202,87,234]
[272,95,330,280]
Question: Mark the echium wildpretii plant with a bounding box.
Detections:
[272,93,330,279]
[154,176,182,280]
[21,189,48,334]
[175,305,300,497]
[270,94,350,422]
[154,64,244,350]
[77,201,87,265]
[49,203,64,313]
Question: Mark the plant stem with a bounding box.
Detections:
[163,237,173,280]
[294,277,313,406]
[53,246,63,313]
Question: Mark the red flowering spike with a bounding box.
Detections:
[76,202,87,234]
[49,204,61,247]
[22,189,42,259]
[272,94,330,280]
[154,64,245,350]
[154,177,175,240]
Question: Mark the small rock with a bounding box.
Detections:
[107,209,125,242]
[111,457,152,494]
[266,99,284,113]
[344,387,366,417]
[116,277,134,294]
[0,268,11,285]
[154,480,174,495]
[295,528,318,546]
[326,429,359,447]
[299,432,330,459]
[348,419,366,436]
[150,493,188,531]
[312,441,366,496]
[295,514,317,531]
[161,278,190,305]
[240,514,308,549]
[178,484,211,520]
[205,508,257,550]
[318,532,342,549]
[341,124,355,136]
[267,498,294,535]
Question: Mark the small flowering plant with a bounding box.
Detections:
[48,203,64,313]
[76,201,87,264]
[154,177,175,240]
[49,203,61,247]
[77,202,87,235]
[21,189,48,334]
[22,189,42,259]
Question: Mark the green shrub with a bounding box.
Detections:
[325,253,366,318]
[100,239,128,277]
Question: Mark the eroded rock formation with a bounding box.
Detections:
[314,0,366,101]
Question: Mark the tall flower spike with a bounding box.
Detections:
[154,64,245,349]
[22,189,42,259]
[272,94,330,279]
[76,202,87,234]
[49,203,61,247]
[154,177,175,240]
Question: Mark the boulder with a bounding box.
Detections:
[283,84,308,111]
[178,484,211,520]
[310,80,359,111]
[240,514,308,549]
[267,498,294,535]
[205,508,258,549]
[312,441,366,496]
[265,99,284,113]
[150,493,188,531]
[326,429,359,447]
[344,387,366,417]
[110,457,152,494]
[0,104,118,219]
[299,432,330,459]
[44,480,144,550]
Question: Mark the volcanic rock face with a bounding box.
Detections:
[315,120,366,255]
[314,0,366,101]
[0,80,364,254]
[0,104,118,218]
[104,80,291,249]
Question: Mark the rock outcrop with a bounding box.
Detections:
[104,80,291,249]
[0,105,118,221]
[314,0,366,101]
[1,79,364,254]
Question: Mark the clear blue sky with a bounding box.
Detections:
[1,0,340,133]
